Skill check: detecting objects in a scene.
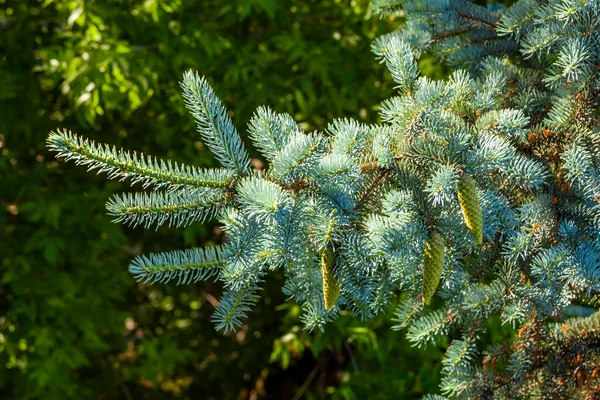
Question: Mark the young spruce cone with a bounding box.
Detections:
[457,174,483,246]
[321,246,340,310]
[423,231,445,305]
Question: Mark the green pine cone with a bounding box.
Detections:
[321,246,340,310]
[457,174,483,246]
[422,231,445,305]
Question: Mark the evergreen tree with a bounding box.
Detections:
[47,0,600,397]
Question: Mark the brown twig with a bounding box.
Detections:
[355,168,389,210]
[434,28,473,41]
[457,12,497,29]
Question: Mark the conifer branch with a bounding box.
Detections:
[129,246,225,284]
[212,284,261,333]
[181,71,251,173]
[372,34,418,93]
[248,106,298,161]
[107,190,228,228]
[47,129,235,190]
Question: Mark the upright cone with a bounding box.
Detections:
[423,231,445,305]
[457,174,483,246]
[321,246,340,310]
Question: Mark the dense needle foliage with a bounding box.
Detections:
[47,0,600,398]
[2,1,429,398]
[28,0,600,398]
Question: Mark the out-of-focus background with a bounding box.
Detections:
[0,1,449,398]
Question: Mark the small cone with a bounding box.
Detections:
[321,246,340,310]
[423,231,445,305]
[457,174,483,246]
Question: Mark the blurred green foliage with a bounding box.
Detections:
[0,0,452,398]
